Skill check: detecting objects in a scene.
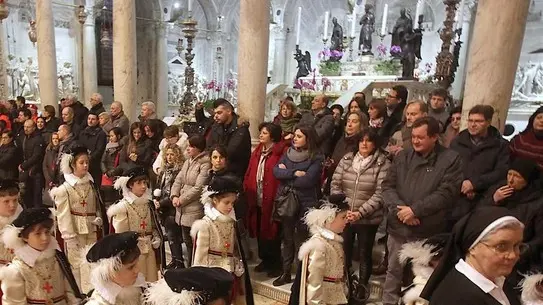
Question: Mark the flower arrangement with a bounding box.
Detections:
[318,48,343,76]
[376,43,388,59]
[390,45,402,57]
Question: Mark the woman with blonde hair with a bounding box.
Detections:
[154,143,186,269]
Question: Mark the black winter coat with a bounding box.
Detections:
[206,115,251,178]
[79,126,107,180]
[382,144,463,238]
[119,138,156,170]
[450,126,510,193]
[16,131,46,180]
[71,101,89,127]
[0,142,21,180]
[89,102,106,116]
[44,117,61,133]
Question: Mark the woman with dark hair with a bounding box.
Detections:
[171,135,211,266]
[330,129,391,300]
[510,106,543,169]
[348,95,369,115]
[144,119,163,153]
[43,132,60,190]
[272,124,324,286]
[443,106,462,148]
[119,122,155,169]
[101,127,124,205]
[209,145,232,178]
[368,98,389,138]
[245,122,287,278]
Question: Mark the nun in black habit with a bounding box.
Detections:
[420,207,524,305]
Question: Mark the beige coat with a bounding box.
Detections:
[298,229,348,305]
[171,152,210,227]
[330,150,390,225]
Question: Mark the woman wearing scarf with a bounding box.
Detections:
[244,123,287,278]
[273,99,301,141]
[484,158,543,287]
[510,106,543,170]
[420,206,524,305]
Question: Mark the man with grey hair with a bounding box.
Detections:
[63,93,89,127]
[62,106,82,137]
[103,101,130,136]
[89,92,106,116]
[140,100,166,139]
[387,100,428,155]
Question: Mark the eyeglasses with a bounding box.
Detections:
[451,117,461,121]
[480,242,529,256]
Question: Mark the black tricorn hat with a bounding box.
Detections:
[164,267,234,303]
[325,193,350,212]
[207,175,241,197]
[12,207,52,230]
[123,167,148,184]
[0,179,19,192]
[86,231,139,263]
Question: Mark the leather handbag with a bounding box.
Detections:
[272,183,299,221]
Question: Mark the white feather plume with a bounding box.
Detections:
[60,153,74,175]
[302,204,337,235]
[200,186,214,206]
[521,273,543,304]
[144,278,202,305]
[1,225,24,250]
[114,176,131,197]
[297,237,326,261]
[90,256,122,285]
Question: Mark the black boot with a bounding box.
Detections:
[168,240,185,269]
[272,273,292,286]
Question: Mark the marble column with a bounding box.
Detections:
[461,0,530,131]
[35,0,58,108]
[83,0,98,106]
[272,26,287,84]
[155,24,168,118]
[0,22,8,99]
[237,0,270,142]
[113,0,137,119]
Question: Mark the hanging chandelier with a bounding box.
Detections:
[100,3,112,49]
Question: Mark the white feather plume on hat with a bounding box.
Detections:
[60,153,74,175]
[303,203,338,235]
[521,273,543,304]
[114,176,131,198]
[144,278,202,305]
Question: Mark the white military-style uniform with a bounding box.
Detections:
[86,273,146,305]
[51,173,100,293]
[0,234,77,305]
[297,227,348,305]
[0,205,22,266]
[107,192,159,282]
[191,205,247,305]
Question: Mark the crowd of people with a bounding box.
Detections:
[0,86,541,305]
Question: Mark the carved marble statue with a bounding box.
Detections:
[330,17,344,51]
[513,62,543,99]
[359,4,375,55]
[57,62,75,97]
[294,47,312,80]
[391,8,413,52]
[16,68,32,98]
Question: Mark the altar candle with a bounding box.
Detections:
[414,0,423,28]
[380,4,388,36]
[350,6,356,37]
[324,11,329,38]
[188,0,193,12]
[296,7,302,45]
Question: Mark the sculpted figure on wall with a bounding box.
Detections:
[513,62,543,100]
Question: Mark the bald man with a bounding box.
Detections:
[62,106,82,137]
[17,119,46,207]
[103,101,130,136]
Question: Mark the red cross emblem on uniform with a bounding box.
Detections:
[43,282,53,294]
[81,200,87,207]
[140,220,147,230]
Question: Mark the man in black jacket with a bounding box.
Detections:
[299,94,335,156]
[382,85,408,139]
[17,120,46,207]
[79,112,107,186]
[381,117,463,305]
[449,104,509,223]
[0,130,21,181]
[53,124,78,186]
[64,94,89,127]
[43,105,61,133]
[206,98,251,178]
[61,106,82,138]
